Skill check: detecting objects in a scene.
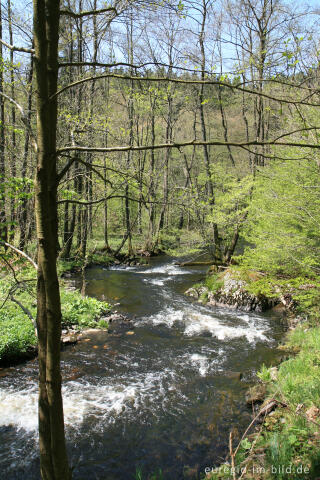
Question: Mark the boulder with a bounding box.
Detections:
[186,269,277,312]
[62,334,78,345]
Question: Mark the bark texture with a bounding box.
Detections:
[33,0,71,478]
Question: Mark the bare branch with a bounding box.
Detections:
[10,295,37,331]
[57,60,318,92]
[57,195,182,206]
[60,7,117,18]
[0,92,37,152]
[0,38,34,54]
[57,195,145,206]
[57,134,320,156]
[51,73,320,107]
[1,241,38,270]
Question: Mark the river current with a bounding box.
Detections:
[0,257,284,479]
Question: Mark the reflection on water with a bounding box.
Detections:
[0,256,285,479]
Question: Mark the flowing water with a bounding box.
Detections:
[0,256,285,479]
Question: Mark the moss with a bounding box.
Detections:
[199,291,209,303]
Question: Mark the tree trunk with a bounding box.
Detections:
[198,0,221,261]
[33,0,71,478]
[144,97,156,251]
[8,0,16,241]
[19,53,34,250]
[125,13,134,256]
[0,2,7,243]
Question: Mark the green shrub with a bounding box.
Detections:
[0,312,36,362]
[0,265,112,363]
[60,289,111,328]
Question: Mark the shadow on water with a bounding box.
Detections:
[0,256,286,479]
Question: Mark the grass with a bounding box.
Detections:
[204,273,224,293]
[252,325,320,479]
[217,341,320,479]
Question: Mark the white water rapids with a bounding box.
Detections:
[0,259,283,479]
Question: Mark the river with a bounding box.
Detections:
[0,256,285,479]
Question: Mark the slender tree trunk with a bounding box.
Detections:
[19,53,34,249]
[76,0,83,253]
[178,153,193,230]
[145,98,156,251]
[0,2,7,243]
[33,1,70,478]
[60,161,77,260]
[198,0,221,260]
[60,13,75,259]
[157,76,173,240]
[8,0,16,241]
[103,78,111,250]
[125,12,134,256]
[217,23,235,167]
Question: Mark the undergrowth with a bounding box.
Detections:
[0,259,111,364]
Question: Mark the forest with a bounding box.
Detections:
[1,0,320,479]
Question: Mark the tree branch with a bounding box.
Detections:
[51,73,320,107]
[10,295,37,331]
[1,241,38,270]
[0,92,37,152]
[57,60,317,92]
[0,38,34,54]
[57,135,320,156]
[57,195,182,206]
[60,7,117,18]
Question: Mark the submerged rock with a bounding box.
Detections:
[225,371,243,381]
[107,314,134,334]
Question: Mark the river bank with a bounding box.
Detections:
[0,257,116,366]
[0,243,153,366]
[0,238,173,367]
[190,267,320,479]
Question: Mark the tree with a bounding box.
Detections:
[0,1,7,243]
[33,0,71,477]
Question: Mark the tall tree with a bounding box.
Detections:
[33,0,71,477]
[0,1,7,243]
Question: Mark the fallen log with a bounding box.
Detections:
[176,260,214,267]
